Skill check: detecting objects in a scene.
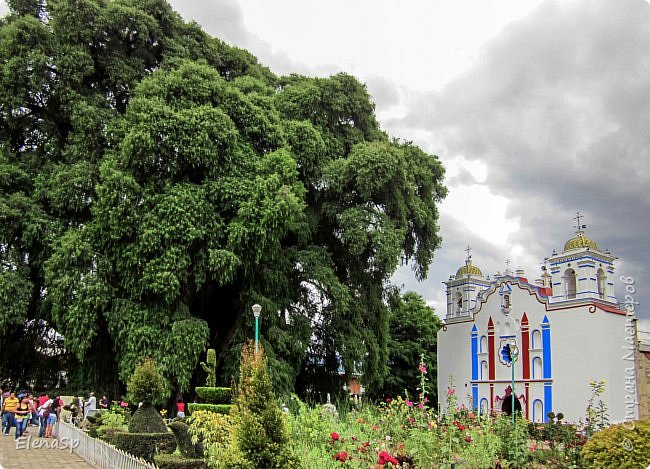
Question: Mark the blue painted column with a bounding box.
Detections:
[541,315,552,422]
[471,325,479,410]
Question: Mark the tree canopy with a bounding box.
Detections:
[378,291,442,403]
[0,0,446,398]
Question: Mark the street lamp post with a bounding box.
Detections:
[252,304,261,354]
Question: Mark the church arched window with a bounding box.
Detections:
[532,357,543,379]
[455,291,462,315]
[531,329,542,349]
[480,360,488,380]
[480,335,488,353]
[480,398,489,415]
[597,268,606,300]
[563,268,577,299]
[532,399,544,423]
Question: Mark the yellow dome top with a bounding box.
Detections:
[456,260,483,277]
[563,231,599,252]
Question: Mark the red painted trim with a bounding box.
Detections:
[488,317,495,381]
[490,384,494,411]
[521,312,530,380]
[525,383,530,419]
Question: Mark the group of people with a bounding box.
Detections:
[0,390,61,440]
[0,388,109,439]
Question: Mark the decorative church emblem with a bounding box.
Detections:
[499,283,512,314]
[499,338,519,367]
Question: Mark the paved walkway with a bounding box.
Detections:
[0,427,92,468]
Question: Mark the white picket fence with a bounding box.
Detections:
[54,420,157,469]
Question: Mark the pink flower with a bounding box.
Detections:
[385,397,393,404]
[418,403,424,409]
[418,364,427,374]
[469,412,475,419]
[405,399,413,407]
[447,388,455,396]
[408,417,414,423]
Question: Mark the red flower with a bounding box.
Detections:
[331,432,340,441]
[385,397,393,404]
[465,436,472,443]
[378,451,399,465]
[333,450,348,462]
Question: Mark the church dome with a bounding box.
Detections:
[563,232,598,252]
[456,260,483,277]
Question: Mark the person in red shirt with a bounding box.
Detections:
[176,399,185,418]
[37,394,49,408]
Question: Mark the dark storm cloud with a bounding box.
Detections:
[392,0,650,322]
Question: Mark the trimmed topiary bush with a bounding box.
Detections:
[154,453,206,469]
[112,432,176,462]
[188,403,232,415]
[200,349,217,388]
[127,358,165,406]
[129,403,168,433]
[169,420,203,458]
[195,387,232,404]
[582,418,650,468]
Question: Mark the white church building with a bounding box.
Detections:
[437,224,637,423]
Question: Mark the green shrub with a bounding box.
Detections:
[127,358,165,406]
[129,404,168,433]
[195,387,232,404]
[188,410,233,463]
[188,403,232,415]
[494,412,530,467]
[112,432,176,462]
[154,453,206,469]
[582,418,650,468]
[97,412,128,439]
[169,420,203,458]
[219,342,299,468]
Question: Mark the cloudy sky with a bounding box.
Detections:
[1,0,648,326]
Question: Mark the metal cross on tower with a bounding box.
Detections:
[465,245,472,262]
[573,211,587,232]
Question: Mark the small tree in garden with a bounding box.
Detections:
[127,358,167,433]
[221,341,298,468]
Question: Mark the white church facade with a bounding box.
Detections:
[437,226,637,423]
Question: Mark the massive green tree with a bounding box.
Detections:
[0,0,446,397]
[377,291,442,404]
